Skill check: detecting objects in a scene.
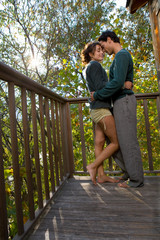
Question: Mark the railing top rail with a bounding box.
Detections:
[67,92,160,104]
[0,61,66,103]
[135,92,160,99]
[1,62,160,104]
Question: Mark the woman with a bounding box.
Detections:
[81,41,130,185]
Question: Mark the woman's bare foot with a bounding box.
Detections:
[97,175,119,183]
[86,165,97,185]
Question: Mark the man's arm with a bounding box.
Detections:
[91,80,133,101]
[93,53,130,101]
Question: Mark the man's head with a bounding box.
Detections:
[98,30,120,55]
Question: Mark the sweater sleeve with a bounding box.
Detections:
[93,53,129,100]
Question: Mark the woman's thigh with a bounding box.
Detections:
[98,115,119,144]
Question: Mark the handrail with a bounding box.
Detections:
[0,61,66,103]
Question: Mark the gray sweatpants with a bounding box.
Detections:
[113,94,144,187]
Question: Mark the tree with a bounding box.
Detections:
[0,1,159,237]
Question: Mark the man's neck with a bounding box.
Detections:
[113,43,123,54]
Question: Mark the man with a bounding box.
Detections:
[91,30,144,188]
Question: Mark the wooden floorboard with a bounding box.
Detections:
[26,176,160,240]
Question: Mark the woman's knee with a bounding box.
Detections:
[95,138,105,149]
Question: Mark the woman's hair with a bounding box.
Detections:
[81,41,102,65]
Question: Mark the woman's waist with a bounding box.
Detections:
[90,100,111,109]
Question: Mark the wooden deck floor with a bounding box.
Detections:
[26,176,160,240]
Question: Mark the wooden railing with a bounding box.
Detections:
[0,62,74,240]
[0,61,160,239]
[68,93,160,175]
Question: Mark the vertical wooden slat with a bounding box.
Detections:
[156,95,160,129]
[21,88,35,220]
[60,103,68,176]
[143,99,154,171]
[78,103,87,172]
[8,82,24,235]
[55,101,63,181]
[31,92,43,208]
[45,98,55,192]
[39,95,50,201]
[0,114,8,239]
[66,102,74,177]
[59,103,65,176]
[51,100,59,186]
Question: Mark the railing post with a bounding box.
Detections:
[21,88,35,220]
[0,113,8,240]
[59,103,66,177]
[39,95,50,200]
[157,95,160,129]
[31,92,43,209]
[78,103,87,172]
[45,98,55,192]
[51,100,60,186]
[143,99,154,171]
[65,102,74,177]
[55,102,63,181]
[8,82,24,235]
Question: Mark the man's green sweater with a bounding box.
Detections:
[93,49,134,102]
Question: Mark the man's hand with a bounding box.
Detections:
[125,81,133,89]
[90,92,95,101]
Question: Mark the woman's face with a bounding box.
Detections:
[90,44,104,62]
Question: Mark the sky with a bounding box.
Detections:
[115,0,127,8]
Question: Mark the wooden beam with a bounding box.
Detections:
[127,0,149,13]
[149,0,160,91]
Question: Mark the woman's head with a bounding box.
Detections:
[81,41,104,65]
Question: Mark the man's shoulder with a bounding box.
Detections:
[116,49,131,58]
[115,49,132,62]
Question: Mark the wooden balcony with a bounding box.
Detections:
[0,62,160,240]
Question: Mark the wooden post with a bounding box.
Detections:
[65,102,74,177]
[149,0,160,91]
[0,114,8,240]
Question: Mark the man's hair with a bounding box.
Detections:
[81,41,102,65]
[98,30,120,43]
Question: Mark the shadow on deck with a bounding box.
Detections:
[25,176,160,240]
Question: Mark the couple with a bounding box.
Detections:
[81,30,144,188]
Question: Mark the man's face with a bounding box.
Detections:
[100,38,113,55]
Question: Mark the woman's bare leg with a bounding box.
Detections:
[93,124,118,183]
[87,115,119,184]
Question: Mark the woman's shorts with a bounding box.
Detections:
[90,108,112,124]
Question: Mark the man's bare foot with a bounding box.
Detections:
[97,175,119,183]
[86,165,97,185]
[118,181,130,188]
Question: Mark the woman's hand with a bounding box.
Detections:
[90,92,95,101]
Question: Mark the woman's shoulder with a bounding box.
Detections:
[90,60,101,67]
[86,61,102,71]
